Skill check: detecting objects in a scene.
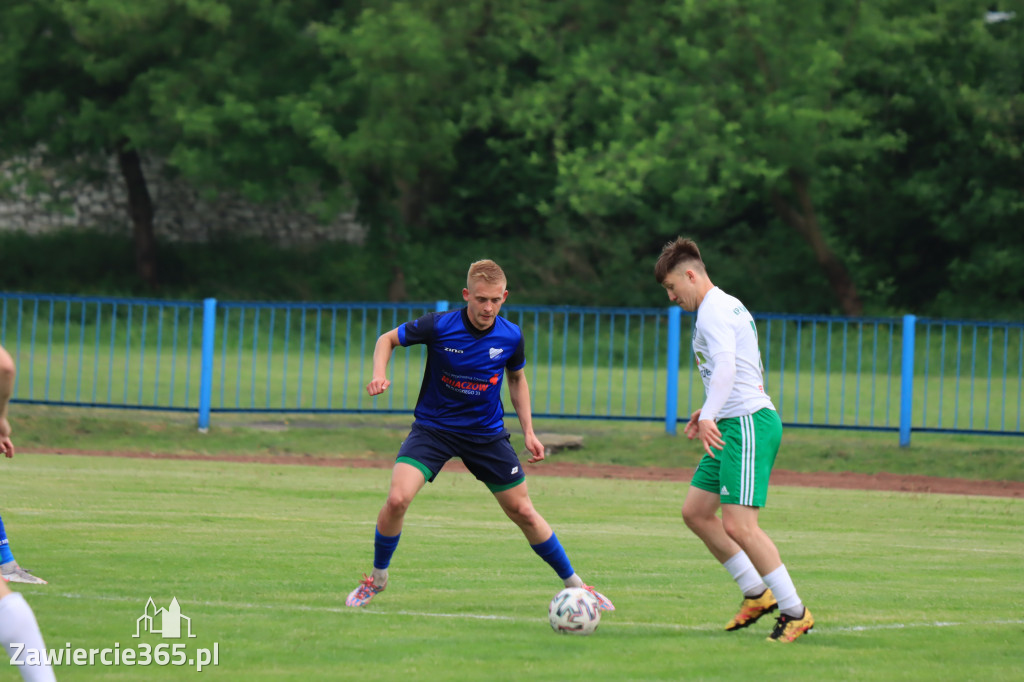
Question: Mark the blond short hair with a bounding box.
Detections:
[467,260,507,288]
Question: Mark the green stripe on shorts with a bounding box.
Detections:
[396,456,434,482]
[486,478,525,493]
[689,408,782,507]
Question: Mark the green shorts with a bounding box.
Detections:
[690,408,782,507]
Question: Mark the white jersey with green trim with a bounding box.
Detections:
[692,287,775,419]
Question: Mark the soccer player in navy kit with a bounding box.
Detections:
[345,260,613,611]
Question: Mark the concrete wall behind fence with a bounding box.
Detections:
[0,152,367,245]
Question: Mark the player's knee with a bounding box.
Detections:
[721,515,757,544]
[505,502,541,528]
[383,492,414,517]
[681,504,711,531]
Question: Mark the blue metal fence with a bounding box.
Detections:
[0,294,203,411]
[2,292,1022,444]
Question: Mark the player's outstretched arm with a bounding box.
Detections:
[0,344,15,457]
[366,329,401,396]
[506,368,545,463]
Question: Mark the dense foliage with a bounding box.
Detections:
[1,1,1021,317]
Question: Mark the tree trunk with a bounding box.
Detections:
[386,175,429,302]
[116,143,159,290]
[771,169,863,316]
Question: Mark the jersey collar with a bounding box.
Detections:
[461,307,496,339]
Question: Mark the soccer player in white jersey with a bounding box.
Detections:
[655,238,814,643]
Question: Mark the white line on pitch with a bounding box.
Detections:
[34,592,1024,634]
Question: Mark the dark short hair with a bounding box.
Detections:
[654,238,705,283]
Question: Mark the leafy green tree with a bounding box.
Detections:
[837,1,1023,317]
[139,0,530,299]
[492,0,925,314]
[143,1,344,212]
[0,0,334,290]
[289,1,540,298]
[287,0,1022,312]
[2,0,1019,315]
[2,1,208,288]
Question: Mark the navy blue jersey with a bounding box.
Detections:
[397,308,526,436]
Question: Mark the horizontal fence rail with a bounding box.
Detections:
[2,293,1022,444]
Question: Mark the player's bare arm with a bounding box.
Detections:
[366,328,401,396]
[0,418,12,458]
[506,367,545,463]
[0,345,15,457]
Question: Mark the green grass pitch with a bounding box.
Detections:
[3,454,1021,681]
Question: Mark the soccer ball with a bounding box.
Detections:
[548,587,601,635]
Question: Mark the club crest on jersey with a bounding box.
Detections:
[489,347,503,360]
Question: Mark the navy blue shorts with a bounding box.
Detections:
[396,422,526,493]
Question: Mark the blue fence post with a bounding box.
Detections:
[665,306,681,435]
[899,314,917,447]
[436,300,449,312]
[197,298,217,433]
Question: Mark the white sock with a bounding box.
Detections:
[562,573,584,588]
[722,551,768,598]
[370,568,388,587]
[762,564,804,617]
[0,592,57,682]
